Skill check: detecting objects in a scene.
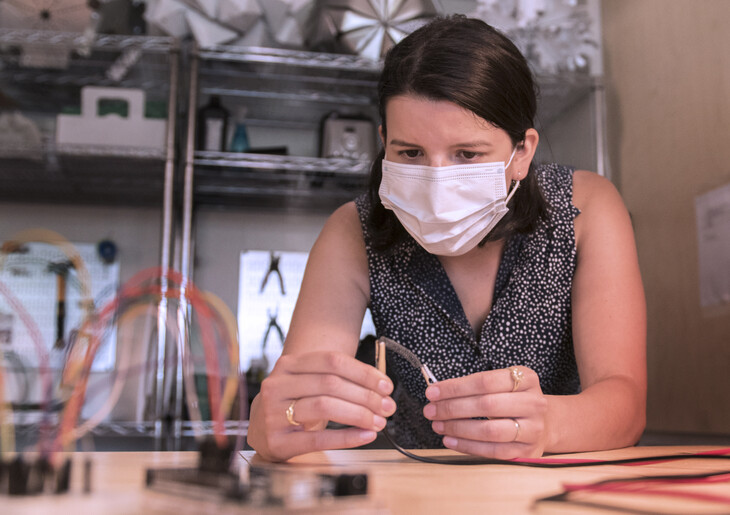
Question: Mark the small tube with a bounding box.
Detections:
[421,364,437,385]
[376,338,386,374]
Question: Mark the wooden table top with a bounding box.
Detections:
[3,446,730,514]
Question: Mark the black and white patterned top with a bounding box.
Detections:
[355,164,582,448]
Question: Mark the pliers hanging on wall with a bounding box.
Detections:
[259,251,286,295]
[261,309,286,354]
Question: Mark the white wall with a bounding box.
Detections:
[602,0,730,434]
[0,202,162,283]
[192,207,329,312]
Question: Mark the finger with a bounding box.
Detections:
[276,352,394,395]
[266,428,378,462]
[277,372,396,418]
[426,367,535,401]
[424,391,546,420]
[262,368,396,419]
[441,436,537,460]
[288,395,388,432]
[432,417,526,444]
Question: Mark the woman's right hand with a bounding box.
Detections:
[246,350,396,462]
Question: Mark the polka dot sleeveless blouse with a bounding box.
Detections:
[355,164,581,448]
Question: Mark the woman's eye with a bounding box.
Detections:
[458,151,479,160]
[399,149,421,159]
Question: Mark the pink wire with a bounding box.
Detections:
[55,267,230,452]
[0,280,52,409]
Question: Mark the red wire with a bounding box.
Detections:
[55,267,231,452]
[563,472,730,505]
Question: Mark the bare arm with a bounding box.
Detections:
[284,202,371,356]
[246,202,396,461]
[544,170,647,451]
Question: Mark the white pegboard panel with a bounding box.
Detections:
[0,241,120,372]
[237,249,374,373]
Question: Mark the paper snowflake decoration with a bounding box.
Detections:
[469,0,600,75]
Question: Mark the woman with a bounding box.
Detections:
[247,15,646,461]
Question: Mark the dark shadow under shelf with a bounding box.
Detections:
[192,151,371,212]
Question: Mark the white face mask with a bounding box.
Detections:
[379,149,519,256]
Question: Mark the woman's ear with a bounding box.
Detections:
[515,128,539,179]
[378,125,386,149]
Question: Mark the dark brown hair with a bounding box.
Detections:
[367,15,549,250]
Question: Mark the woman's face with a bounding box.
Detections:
[380,94,536,183]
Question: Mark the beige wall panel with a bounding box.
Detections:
[602,0,730,434]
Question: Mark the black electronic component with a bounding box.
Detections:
[249,466,368,507]
[145,465,247,502]
[8,457,29,495]
[55,458,71,494]
[146,436,246,502]
[146,441,368,509]
[197,436,235,474]
[1,456,71,496]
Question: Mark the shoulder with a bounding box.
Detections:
[570,170,634,253]
[572,170,620,205]
[572,170,627,220]
[316,201,366,254]
[324,200,361,230]
[309,201,369,293]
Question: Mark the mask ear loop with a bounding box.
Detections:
[505,147,518,169]
[505,180,520,203]
[503,147,520,204]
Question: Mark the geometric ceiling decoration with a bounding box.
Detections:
[306,0,440,62]
[0,0,95,68]
[143,0,314,48]
[465,0,602,75]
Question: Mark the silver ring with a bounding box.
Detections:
[286,400,301,426]
[511,419,521,442]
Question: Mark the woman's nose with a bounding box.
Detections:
[427,155,450,167]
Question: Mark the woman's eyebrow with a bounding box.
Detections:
[389,138,421,147]
[388,139,494,148]
[451,140,494,148]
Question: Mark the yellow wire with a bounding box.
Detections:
[0,247,243,452]
[59,287,236,447]
[0,356,16,458]
[0,228,93,304]
[67,302,200,443]
[202,292,241,421]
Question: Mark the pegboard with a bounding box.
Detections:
[0,242,120,372]
[237,250,374,373]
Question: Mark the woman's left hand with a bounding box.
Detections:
[423,366,548,459]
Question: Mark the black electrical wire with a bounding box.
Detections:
[375,336,730,467]
[381,429,730,466]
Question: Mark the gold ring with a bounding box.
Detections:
[285,400,301,426]
[511,419,521,442]
[510,367,524,392]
